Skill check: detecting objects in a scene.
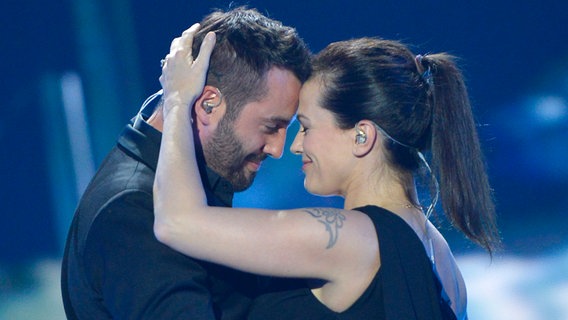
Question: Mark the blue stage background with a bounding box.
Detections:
[1,1,566,319]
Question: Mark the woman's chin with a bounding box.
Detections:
[303,180,333,197]
[303,179,317,195]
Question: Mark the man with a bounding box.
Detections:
[61,7,311,319]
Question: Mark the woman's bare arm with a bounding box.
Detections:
[153,24,377,282]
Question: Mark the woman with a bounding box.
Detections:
[155,26,499,319]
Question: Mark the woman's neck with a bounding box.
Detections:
[345,173,429,243]
[343,170,418,213]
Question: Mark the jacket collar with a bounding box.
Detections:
[118,110,234,206]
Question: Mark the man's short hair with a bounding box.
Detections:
[192,7,312,120]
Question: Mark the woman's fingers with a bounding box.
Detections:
[170,23,200,53]
[193,32,216,78]
[159,24,216,108]
[164,23,201,68]
[181,23,200,55]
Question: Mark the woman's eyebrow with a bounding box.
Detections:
[296,114,309,124]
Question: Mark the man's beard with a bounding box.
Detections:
[203,116,266,192]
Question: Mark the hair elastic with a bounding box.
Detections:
[415,54,434,90]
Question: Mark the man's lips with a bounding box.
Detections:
[247,160,262,172]
[245,154,267,172]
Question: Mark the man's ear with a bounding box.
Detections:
[352,120,377,157]
[194,85,226,127]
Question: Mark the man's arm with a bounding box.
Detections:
[84,191,216,319]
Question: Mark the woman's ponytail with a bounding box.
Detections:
[424,54,501,254]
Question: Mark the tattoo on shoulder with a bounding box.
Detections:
[303,208,346,249]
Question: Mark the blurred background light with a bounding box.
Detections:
[1,0,566,319]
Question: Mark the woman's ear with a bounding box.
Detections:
[194,85,226,127]
[352,120,377,157]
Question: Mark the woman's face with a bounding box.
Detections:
[290,78,355,196]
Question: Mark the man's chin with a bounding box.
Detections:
[229,170,256,192]
[232,183,253,192]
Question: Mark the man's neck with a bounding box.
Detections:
[147,108,164,132]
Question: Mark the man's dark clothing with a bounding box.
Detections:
[61,112,258,319]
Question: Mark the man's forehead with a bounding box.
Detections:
[237,101,295,122]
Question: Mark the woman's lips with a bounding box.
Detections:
[301,159,312,171]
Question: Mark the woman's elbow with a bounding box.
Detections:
[153,214,175,246]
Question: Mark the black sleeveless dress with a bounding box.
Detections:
[247,205,458,320]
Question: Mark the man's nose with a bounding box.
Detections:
[263,130,287,159]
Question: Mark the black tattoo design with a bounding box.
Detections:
[303,208,346,249]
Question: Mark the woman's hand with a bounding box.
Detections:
[159,23,216,118]
[154,24,215,248]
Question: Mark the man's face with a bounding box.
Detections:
[204,67,302,191]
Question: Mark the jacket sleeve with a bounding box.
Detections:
[84,190,216,320]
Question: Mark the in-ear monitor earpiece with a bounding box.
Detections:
[356,130,367,144]
[202,101,216,114]
[201,87,223,114]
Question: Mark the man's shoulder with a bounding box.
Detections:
[70,146,155,236]
[84,146,154,201]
